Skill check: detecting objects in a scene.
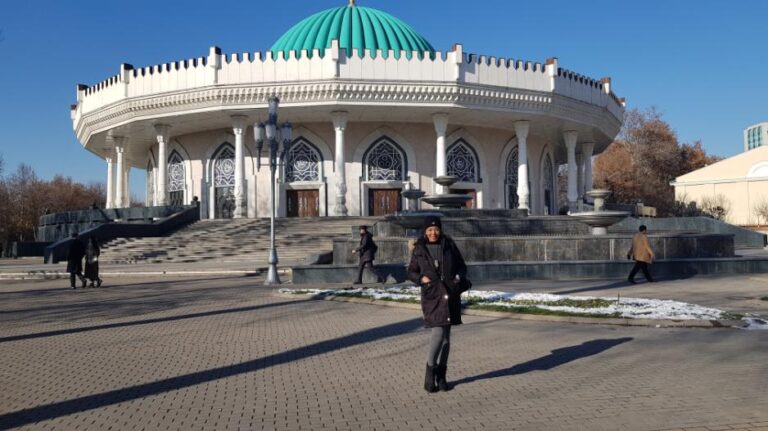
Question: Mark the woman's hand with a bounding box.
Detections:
[421,275,432,284]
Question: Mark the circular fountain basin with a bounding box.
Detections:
[569,211,630,235]
[421,194,472,209]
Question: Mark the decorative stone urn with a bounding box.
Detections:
[586,189,612,212]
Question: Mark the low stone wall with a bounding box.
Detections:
[37,205,194,243]
[611,217,767,249]
[291,256,768,284]
[375,215,589,238]
[333,233,735,265]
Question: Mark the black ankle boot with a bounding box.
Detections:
[435,365,453,391]
[424,364,437,393]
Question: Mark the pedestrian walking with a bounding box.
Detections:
[352,225,379,284]
[407,216,471,393]
[84,236,103,288]
[67,233,87,289]
[627,225,655,283]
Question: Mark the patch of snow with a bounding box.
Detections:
[282,284,759,323]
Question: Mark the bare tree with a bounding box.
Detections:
[594,108,723,216]
[700,194,731,222]
[753,198,768,227]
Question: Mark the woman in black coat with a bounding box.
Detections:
[407,216,468,393]
[84,236,103,287]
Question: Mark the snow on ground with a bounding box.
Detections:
[281,284,768,327]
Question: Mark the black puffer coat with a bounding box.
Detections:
[407,235,467,328]
[355,232,377,263]
[66,238,86,274]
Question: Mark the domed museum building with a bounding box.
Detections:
[71,0,625,219]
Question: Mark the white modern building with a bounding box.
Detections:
[71,1,625,219]
[745,122,767,152]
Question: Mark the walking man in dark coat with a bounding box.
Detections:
[67,233,87,289]
[352,225,379,284]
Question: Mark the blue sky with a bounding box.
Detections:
[0,0,766,199]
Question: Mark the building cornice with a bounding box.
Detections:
[74,80,622,146]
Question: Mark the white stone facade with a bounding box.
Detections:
[71,42,624,218]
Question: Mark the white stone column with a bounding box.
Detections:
[232,115,248,219]
[514,121,530,212]
[433,113,449,193]
[113,139,126,209]
[331,111,349,216]
[582,142,595,200]
[154,124,171,206]
[564,131,579,213]
[123,165,130,207]
[105,156,115,209]
[576,151,585,203]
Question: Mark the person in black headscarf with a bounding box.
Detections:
[84,236,103,288]
[407,216,469,393]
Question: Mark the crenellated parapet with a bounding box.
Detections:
[71,41,625,146]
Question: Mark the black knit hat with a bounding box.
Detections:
[423,215,442,231]
[359,225,369,230]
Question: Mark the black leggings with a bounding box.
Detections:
[427,326,451,367]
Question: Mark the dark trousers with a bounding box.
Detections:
[69,271,84,288]
[355,260,379,283]
[628,261,653,282]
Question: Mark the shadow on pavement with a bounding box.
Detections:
[0,317,422,430]
[453,337,633,387]
[0,298,310,344]
[555,272,697,295]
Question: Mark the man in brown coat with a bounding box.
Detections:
[627,225,655,283]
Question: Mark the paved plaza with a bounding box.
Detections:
[1,274,767,431]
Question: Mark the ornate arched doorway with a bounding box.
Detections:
[212,144,236,219]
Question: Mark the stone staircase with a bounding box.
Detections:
[101,217,378,266]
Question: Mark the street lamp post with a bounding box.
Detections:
[254,96,293,285]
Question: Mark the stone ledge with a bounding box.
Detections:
[273,291,742,329]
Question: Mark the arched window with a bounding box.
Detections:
[365,138,406,181]
[447,140,479,182]
[168,151,185,206]
[213,145,236,218]
[505,147,519,209]
[542,153,555,215]
[285,139,322,182]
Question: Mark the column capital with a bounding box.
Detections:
[331,111,349,130]
[231,115,248,134]
[153,124,171,140]
[107,135,127,148]
[563,130,578,148]
[581,142,596,154]
[514,120,530,140]
[432,113,449,136]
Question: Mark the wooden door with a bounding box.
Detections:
[368,189,402,216]
[450,188,477,209]
[286,190,320,218]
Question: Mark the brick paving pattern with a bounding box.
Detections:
[0,276,767,430]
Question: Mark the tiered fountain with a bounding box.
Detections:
[292,186,739,284]
[569,189,630,235]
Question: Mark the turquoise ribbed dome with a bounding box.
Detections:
[271,3,435,59]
